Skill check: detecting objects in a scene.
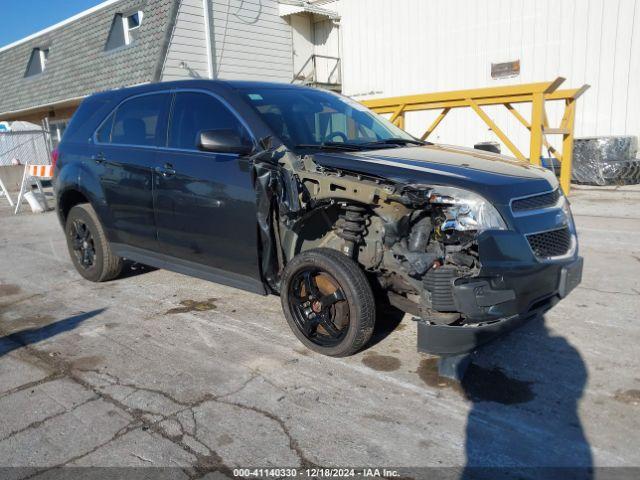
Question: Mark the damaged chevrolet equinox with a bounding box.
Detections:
[54,80,583,357]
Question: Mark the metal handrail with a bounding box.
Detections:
[292,54,341,86]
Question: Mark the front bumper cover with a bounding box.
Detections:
[418,247,583,355]
[417,297,556,355]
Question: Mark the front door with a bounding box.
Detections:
[154,91,261,285]
[93,92,170,251]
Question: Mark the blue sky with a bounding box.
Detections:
[0,0,103,48]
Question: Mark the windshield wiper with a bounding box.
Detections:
[363,138,429,147]
[294,142,366,152]
[294,138,429,152]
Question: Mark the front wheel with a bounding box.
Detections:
[280,248,375,357]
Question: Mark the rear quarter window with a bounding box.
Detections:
[103,93,168,146]
[63,96,113,143]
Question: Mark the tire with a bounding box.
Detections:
[281,248,375,357]
[65,203,123,282]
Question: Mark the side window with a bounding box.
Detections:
[169,92,249,150]
[96,112,115,143]
[110,94,167,146]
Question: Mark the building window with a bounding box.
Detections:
[24,48,49,77]
[105,11,144,51]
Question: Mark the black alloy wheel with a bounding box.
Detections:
[288,269,349,347]
[281,248,375,357]
[70,219,96,269]
[65,203,123,282]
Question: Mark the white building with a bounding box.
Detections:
[339,0,639,154]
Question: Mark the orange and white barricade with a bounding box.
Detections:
[14,163,54,214]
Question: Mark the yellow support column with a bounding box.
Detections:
[560,99,576,195]
[529,92,544,166]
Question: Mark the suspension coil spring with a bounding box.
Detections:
[336,204,367,257]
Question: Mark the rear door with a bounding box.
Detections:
[153,91,261,285]
[93,92,170,251]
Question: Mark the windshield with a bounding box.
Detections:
[240,87,417,152]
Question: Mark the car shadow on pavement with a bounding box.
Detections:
[117,261,157,279]
[461,315,592,480]
[366,302,406,348]
[0,308,106,358]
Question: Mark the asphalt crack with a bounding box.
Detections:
[0,320,311,478]
[0,395,98,443]
[0,371,64,400]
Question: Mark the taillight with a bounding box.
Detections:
[51,148,59,171]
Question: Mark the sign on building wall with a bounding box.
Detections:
[491,60,520,80]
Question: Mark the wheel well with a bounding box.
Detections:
[59,190,89,223]
[289,201,379,259]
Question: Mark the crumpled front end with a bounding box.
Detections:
[415,189,583,355]
[251,145,583,356]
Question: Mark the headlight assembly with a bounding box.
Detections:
[429,186,506,234]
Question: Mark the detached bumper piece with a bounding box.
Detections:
[417,309,545,356]
[418,256,583,355]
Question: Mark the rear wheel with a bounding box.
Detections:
[281,248,375,357]
[65,204,123,282]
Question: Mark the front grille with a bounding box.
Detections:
[512,189,561,212]
[527,227,572,258]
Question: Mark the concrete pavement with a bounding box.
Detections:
[0,185,639,478]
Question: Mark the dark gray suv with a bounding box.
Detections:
[54,80,583,357]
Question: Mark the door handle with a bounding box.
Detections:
[155,164,176,178]
[92,152,106,164]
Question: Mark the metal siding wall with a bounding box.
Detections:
[211,0,293,82]
[341,0,640,155]
[163,0,295,82]
[162,0,210,80]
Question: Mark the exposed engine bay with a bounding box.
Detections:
[254,146,490,327]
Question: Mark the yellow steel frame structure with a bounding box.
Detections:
[361,78,589,194]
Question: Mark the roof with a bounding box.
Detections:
[0,0,123,54]
[278,0,340,20]
[0,0,179,121]
[77,79,319,99]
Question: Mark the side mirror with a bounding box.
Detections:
[197,129,253,155]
